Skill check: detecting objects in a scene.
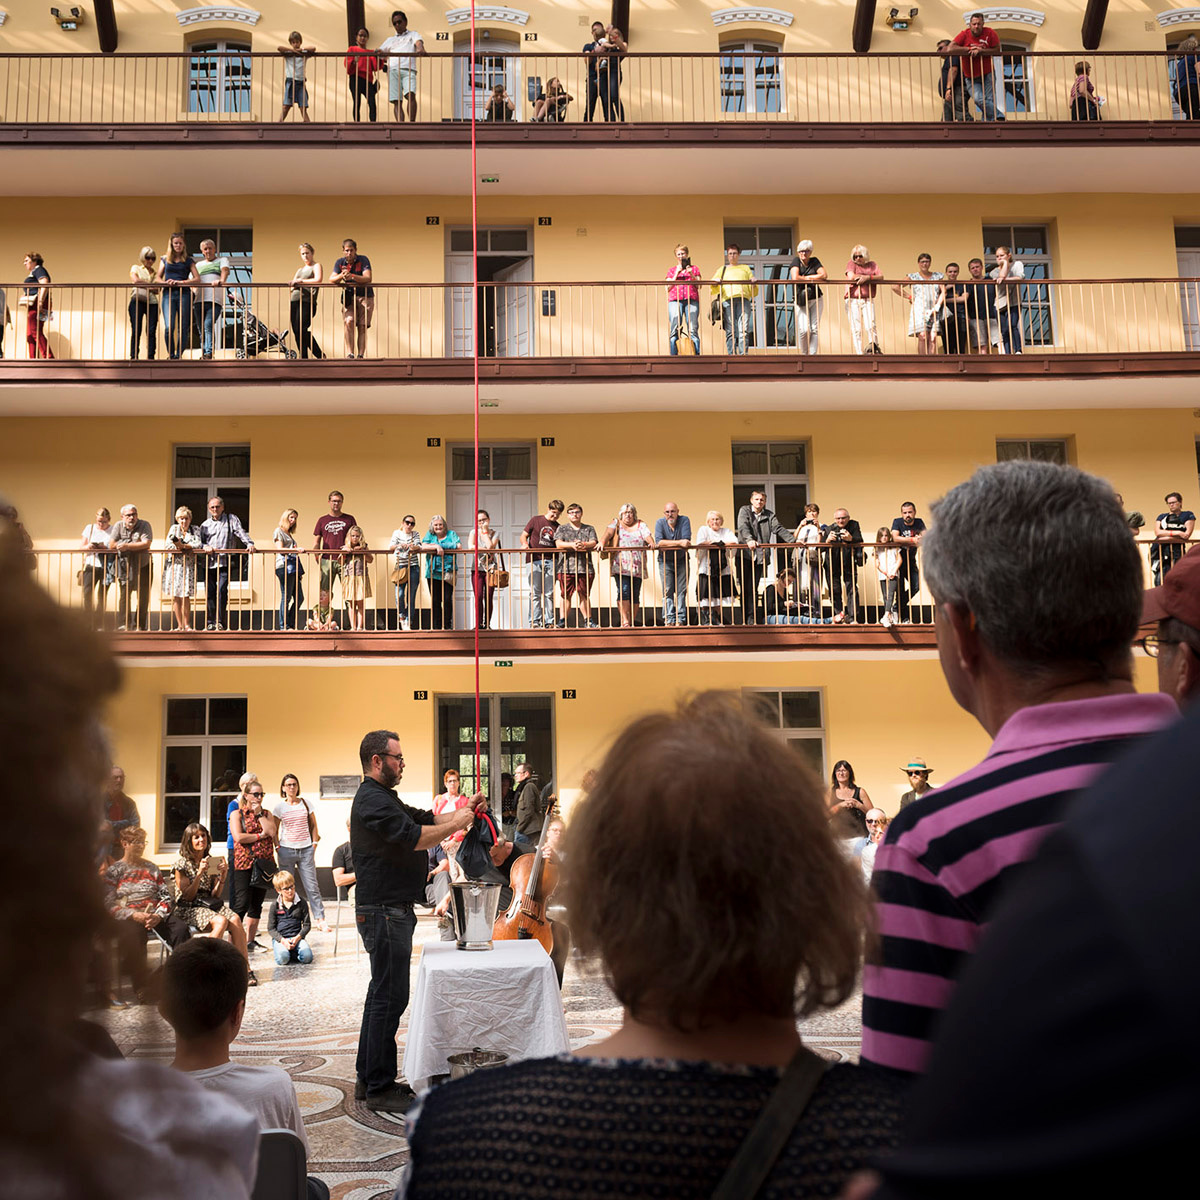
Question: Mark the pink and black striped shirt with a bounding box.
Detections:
[860,691,1176,1075]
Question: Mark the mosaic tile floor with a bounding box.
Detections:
[94,911,863,1200]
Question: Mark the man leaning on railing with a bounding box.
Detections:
[199,496,254,632]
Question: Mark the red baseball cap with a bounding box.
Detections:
[1142,546,1200,627]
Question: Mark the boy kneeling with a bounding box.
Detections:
[269,869,315,965]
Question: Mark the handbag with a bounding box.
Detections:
[250,852,278,888]
[486,568,510,588]
[390,563,410,585]
[442,569,457,589]
[709,266,726,325]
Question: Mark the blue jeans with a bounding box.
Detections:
[204,559,229,628]
[355,904,417,1095]
[198,300,222,356]
[722,297,751,354]
[394,578,411,624]
[997,306,1023,355]
[273,939,314,964]
[968,73,999,121]
[528,559,555,627]
[668,299,699,355]
[163,289,192,358]
[660,557,688,624]
[276,564,304,629]
[278,843,325,921]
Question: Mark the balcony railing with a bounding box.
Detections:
[3,279,1198,362]
[0,51,1197,127]
[29,540,1190,637]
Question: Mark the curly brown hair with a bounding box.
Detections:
[0,527,121,1190]
[565,691,868,1031]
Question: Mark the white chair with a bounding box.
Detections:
[250,1128,307,1200]
[331,886,360,960]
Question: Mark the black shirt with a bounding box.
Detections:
[350,776,435,907]
[331,839,354,899]
[788,256,825,303]
[963,279,995,319]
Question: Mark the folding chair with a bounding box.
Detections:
[250,1128,307,1200]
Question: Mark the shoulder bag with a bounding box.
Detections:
[674,268,697,355]
[710,266,727,325]
[708,1045,827,1200]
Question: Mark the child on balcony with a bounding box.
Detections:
[341,525,373,632]
[278,32,316,123]
[875,526,901,628]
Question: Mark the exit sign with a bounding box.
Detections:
[494,660,514,668]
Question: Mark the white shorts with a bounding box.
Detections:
[389,66,417,102]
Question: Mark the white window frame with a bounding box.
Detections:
[982,223,1055,348]
[995,438,1069,465]
[187,38,252,115]
[161,694,248,850]
[743,687,826,779]
[719,38,785,116]
[732,440,810,529]
[999,39,1035,115]
[722,223,796,351]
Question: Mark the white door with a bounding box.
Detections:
[454,42,520,120]
[447,481,538,629]
[446,255,474,358]
[495,258,534,357]
[1179,250,1200,350]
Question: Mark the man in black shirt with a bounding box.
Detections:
[825,508,865,623]
[352,729,476,1112]
[581,20,607,121]
[964,257,996,353]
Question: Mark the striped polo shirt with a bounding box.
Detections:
[860,691,1176,1075]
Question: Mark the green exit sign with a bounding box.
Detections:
[493,660,514,668]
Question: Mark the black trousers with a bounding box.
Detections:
[430,578,454,630]
[204,559,230,629]
[828,552,860,618]
[737,552,766,623]
[290,295,323,359]
[349,75,377,121]
[128,297,158,359]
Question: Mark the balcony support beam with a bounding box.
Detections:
[1081,0,1109,50]
[611,0,630,38]
[346,0,365,45]
[96,0,118,53]
[852,0,876,53]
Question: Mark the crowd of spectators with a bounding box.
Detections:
[49,486,1196,633]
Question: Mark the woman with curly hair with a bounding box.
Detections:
[173,821,249,960]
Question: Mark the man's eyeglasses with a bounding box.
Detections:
[379,751,405,764]
[1140,634,1179,658]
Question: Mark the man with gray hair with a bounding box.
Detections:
[861,461,1176,1076]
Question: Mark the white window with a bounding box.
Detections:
[996,439,1069,465]
[720,40,784,115]
[172,444,251,578]
[744,689,826,779]
[161,696,248,848]
[732,441,809,529]
[1000,40,1034,114]
[188,39,252,115]
[181,225,253,346]
[982,224,1054,347]
[722,224,795,350]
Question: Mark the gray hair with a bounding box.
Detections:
[798,239,814,253]
[922,461,1142,675]
[428,514,447,531]
[619,503,638,520]
[238,771,258,792]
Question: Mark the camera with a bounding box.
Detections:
[680,256,691,269]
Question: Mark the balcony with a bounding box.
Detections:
[31,538,1188,658]
[3,279,1198,415]
[4,51,1200,196]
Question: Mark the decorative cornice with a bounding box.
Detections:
[176,7,262,28]
[0,11,8,26]
[445,7,530,26]
[960,8,1046,27]
[712,7,795,27]
[1158,8,1200,28]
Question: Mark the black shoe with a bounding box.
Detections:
[365,1083,416,1112]
[354,1079,366,1101]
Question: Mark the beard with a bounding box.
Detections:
[378,761,399,789]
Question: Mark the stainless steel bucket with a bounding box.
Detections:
[446,1047,509,1081]
[449,880,503,950]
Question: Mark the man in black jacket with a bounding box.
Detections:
[512,761,545,847]
[735,491,793,625]
[826,508,865,623]
[351,729,476,1112]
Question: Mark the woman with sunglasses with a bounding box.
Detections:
[844,244,882,355]
[128,246,159,359]
[389,513,421,631]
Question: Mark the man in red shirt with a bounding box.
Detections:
[951,12,1002,121]
[312,489,357,629]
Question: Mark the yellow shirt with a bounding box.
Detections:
[710,263,758,300]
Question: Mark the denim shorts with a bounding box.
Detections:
[616,575,643,602]
[284,79,308,107]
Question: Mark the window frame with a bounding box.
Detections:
[719,38,785,116]
[743,687,826,779]
[998,39,1035,115]
[731,440,810,531]
[186,38,253,116]
[179,225,253,341]
[171,443,252,578]
[721,223,796,350]
[160,694,248,851]
[981,223,1055,348]
[995,438,1070,465]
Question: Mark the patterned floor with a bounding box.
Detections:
[94,911,863,1200]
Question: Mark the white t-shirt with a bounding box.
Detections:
[0,1057,259,1199]
[82,522,113,568]
[272,799,313,849]
[195,256,231,301]
[380,30,422,72]
[187,1061,309,1153]
[693,525,737,574]
[990,259,1025,310]
[389,527,421,565]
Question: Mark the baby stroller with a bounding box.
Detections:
[226,290,297,359]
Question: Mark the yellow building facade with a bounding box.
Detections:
[0,0,1194,861]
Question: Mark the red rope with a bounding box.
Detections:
[470,2,482,802]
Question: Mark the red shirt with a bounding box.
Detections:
[951,26,1000,78]
[345,46,380,78]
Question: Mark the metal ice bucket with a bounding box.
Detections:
[447,1047,509,1081]
[449,880,502,950]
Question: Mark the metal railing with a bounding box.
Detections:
[2,278,1198,361]
[0,50,1198,126]
[29,539,1190,636]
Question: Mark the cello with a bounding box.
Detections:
[492,803,559,953]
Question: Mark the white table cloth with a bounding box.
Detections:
[403,939,570,1089]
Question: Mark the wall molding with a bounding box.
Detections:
[959,8,1046,27]
[0,11,8,26]
[1157,8,1200,28]
[176,7,262,28]
[712,8,795,29]
[445,7,530,26]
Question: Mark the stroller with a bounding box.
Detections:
[225,290,297,359]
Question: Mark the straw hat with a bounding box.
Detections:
[900,757,933,774]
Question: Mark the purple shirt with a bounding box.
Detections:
[861,691,1177,1075]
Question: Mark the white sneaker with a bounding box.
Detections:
[400,617,410,631]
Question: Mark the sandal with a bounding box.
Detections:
[247,969,259,987]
